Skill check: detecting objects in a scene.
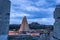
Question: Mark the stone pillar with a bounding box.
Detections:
[0,0,11,40]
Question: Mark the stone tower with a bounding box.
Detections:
[53,5,60,40]
[0,0,11,40]
[19,16,30,34]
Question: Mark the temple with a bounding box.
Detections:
[19,16,30,34]
[9,16,40,36]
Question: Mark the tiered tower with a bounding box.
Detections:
[19,16,30,34]
[0,0,11,40]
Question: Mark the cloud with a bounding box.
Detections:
[35,0,47,6]
[10,18,22,24]
[21,6,40,11]
[10,18,55,25]
[10,0,55,12]
[10,12,31,17]
[55,0,60,4]
[10,0,56,25]
[10,0,46,12]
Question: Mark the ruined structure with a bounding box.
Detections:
[53,5,60,40]
[0,0,11,40]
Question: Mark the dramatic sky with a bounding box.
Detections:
[10,0,60,25]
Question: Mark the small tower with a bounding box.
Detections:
[19,16,30,34]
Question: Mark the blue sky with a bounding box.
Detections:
[10,0,60,25]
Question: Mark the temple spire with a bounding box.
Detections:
[19,16,30,33]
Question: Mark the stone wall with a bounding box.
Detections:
[53,5,60,40]
[0,0,11,40]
